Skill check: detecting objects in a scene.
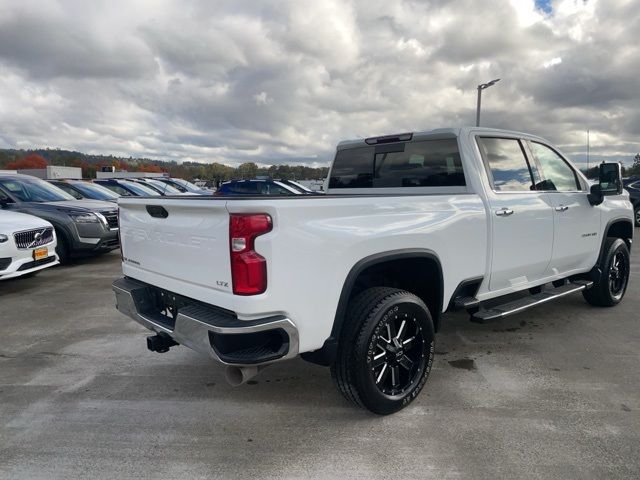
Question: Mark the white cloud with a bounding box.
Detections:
[254,91,274,106]
[0,0,637,167]
[543,57,563,68]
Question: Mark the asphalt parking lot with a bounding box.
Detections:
[1,250,639,479]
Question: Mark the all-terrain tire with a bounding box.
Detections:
[330,287,434,415]
[583,238,630,307]
[55,229,70,264]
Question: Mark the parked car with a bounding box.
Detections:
[156,178,211,194]
[129,178,182,196]
[216,179,304,196]
[0,174,119,263]
[93,179,160,197]
[278,179,316,194]
[0,210,59,279]
[625,179,640,226]
[47,179,120,203]
[112,127,633,415]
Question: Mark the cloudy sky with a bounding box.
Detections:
[0,0,637,168]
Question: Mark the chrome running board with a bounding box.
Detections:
[471,280,593,323]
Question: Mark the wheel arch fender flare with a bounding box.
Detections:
[302,249,444,366]
[49,220,73,244]
[600,217,633,262]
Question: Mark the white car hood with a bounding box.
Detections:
[0,210,52,233]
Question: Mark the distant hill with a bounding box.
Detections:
[0,148,329,181]
[1,147,178,169]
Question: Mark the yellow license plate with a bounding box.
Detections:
[33,247,48,260]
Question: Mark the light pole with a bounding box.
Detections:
[476,78,500,127]
[586,129,590,173]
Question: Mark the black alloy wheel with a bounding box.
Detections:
[331,287,434,415]
[608,250,629,301]
[368,308,427,397]
[583,237,630,307]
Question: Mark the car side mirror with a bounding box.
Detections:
[587,184,603,206]
[598,162,623,196]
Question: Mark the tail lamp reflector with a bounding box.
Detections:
[229,214,272,295]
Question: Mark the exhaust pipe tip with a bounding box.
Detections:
[225,365,263,386]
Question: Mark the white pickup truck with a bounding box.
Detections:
[113,127,633,414]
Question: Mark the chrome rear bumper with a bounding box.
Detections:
[113,277,299,366]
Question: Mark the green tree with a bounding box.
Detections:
[237,162,258,179]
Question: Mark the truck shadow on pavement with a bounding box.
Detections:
[80,293,598,413]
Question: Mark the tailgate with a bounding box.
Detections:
[119,197,232,293]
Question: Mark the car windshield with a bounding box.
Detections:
[120,181,161,196]
[284,180,313,193]
[73,182,120,200]
[167,178,203,192]
[0,176,75,202]
[273,181,303,194]
[144,179,181,194]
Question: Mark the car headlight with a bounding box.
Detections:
[68,212,100,224]
[94,212,109,228]
[0,234,8,243]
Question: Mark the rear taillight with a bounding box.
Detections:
[229,214,272,295]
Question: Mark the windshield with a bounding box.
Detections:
[73,182,120,200]
[120,180,161,196]
[273,181,303,194]
[0,176,75,202]
[144,179,181,194]
[166,178,203,192]
[285,180,313,193]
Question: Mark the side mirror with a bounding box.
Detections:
[599,162,623,196]
[587,184,603,206]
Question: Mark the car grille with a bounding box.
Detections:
[101,211,119,229]
[13,227,54,250]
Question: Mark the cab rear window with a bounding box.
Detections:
[329,139,464,189]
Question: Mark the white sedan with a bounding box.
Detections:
[0,210,59,280]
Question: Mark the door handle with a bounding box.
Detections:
[555,205,569,212]
[495,208,514,217]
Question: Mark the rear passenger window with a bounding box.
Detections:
[265,184,292,195]
[329,147,373,188]
[373,139,464,187]
[329,139,464,189]
[529,142,580,191]
[478,137,533,191]
[235,183,259,194]
[104,184,130,196]
[56,183,83,199]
